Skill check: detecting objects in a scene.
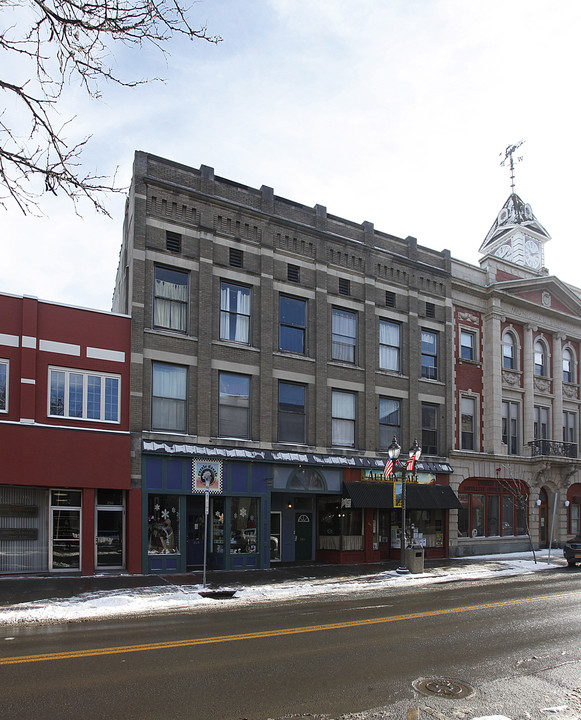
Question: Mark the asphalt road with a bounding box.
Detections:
[1,569,580,720]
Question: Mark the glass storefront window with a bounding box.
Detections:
[317,498,363,551]
[212,497,225,553]
[148,495,179,554]
[458,494,469,537]
[487,495,500,536]
[459,482,529,539]
[230,498,258,554]
[502,495,514,535]
[471,494,485,537]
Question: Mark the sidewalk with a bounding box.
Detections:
[0,550,567,623]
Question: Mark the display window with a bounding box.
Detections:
[458,479,528,538]
[317,497,363,551]
[148,494,179,554]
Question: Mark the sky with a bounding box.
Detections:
[2,0,581,312]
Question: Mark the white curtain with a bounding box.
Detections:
[155,279,187,331]
[332,310,356,361]
[379,321,400,370]
[152,365,186,431]
[332,392,355,445]
[220,285,250,342]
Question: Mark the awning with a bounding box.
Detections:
[342,482,462,510]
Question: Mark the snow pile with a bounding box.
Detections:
[0,550,565,626]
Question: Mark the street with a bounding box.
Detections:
[1,569,581,720]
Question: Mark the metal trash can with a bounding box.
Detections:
[404,545,424,574]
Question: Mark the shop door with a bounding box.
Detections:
[50,490,82,571]
[270,511,281,562]
[96,510,124,568]
[186,496,205,567]
[294,513,312,562]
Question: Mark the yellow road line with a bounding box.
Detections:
[1,590,578,666]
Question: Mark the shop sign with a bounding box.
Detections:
[0,528,38,541]
[360,469,435,484]
[0,504,38,518]
[191,460,223,493]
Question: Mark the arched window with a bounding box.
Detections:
[534,340,547,377]
[502,331,515,370]
[563,348,573,383]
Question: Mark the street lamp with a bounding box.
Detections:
[387,436,421,575]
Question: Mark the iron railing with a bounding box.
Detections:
[528,439,578,459]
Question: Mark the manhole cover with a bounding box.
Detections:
[412,677,474,699]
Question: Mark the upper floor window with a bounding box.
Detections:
[379,320,400,372]
[461,396,476,450]
[278,381,306,444]
[534,406,550,440]
[279,296,306,354]
[332,390,355,447]
[154,266,188,333]
[421,330,438,380]
[152,362,187,433]
[563,348,573,383]
[0,360,7,412]
[421,403,438,455]
[563,410,577,445]
[503,331,516,370]
[220,282,250,344]
[379,397,400,450]
[502,400,520,455]
[534,340,547,377]
[460,330,476,361]
[332,308,356,364]
[49,367,120,423]
[219,373,250,439]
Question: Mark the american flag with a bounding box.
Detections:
[383,458,394,480]
[406,456,416,473]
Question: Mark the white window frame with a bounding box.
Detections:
[0,359,8,413]
[379,319,401,372]
[48,367,121,423]
[460,329,477,362]
[332,390,356,447]
[460,395,478,451]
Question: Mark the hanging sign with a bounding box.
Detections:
[192,460,223,493]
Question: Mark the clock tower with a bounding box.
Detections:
[478,193,550,274]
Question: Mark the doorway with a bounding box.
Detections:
[95,489,125,569]
[294,512,312,562]
[50,490,81,571]
[539,488,548,547]
[270,511,281,562]
[186,496,205,567]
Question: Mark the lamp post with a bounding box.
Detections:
[387,436,421,575]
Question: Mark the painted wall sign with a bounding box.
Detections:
[192,460,223,493]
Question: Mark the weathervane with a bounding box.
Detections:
[500,140,525,193]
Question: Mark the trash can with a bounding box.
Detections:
[404,545,424,574]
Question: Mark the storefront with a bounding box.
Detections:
[320,463,460,564]
[456,477,531,554]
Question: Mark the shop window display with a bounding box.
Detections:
[317,498,363,551]
[230,498,258,554]
[148,495,179,554]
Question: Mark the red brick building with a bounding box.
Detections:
[0,293,140,574]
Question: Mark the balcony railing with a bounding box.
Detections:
[528,439,578,459]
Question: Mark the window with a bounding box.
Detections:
[229,247,243,268]
[165,231,182,253]
[339,278,350,296]
[148,494,179,554]
[154,266,188,332]
[379,320,400,372]
[534,340,546,376]
[220,282,250,343]
[332,391,355,447]
[571,504,580,535]
[461,396,476,450]
[0,360,7,412]
[379,398,400,450]
[502,400,519,455]
[287,264,300,283]
[421,330,438,380]
[278,382,306,443]
[460,330,476,361]
[332,308,357,363]
[49,368,120,423]
[458,480,528,539]
[534,406,549,440]
[230,498,259,554]
[152,363,187,432]
[279,296,306,354]
[503,331,515,370]
[421,403,438,455]
[563,411,577,446]
[563,348,573,383]
[219,373,250,438]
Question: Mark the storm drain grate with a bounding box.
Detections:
[412,677,474,699]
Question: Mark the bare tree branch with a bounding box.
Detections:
[0,0,222,215]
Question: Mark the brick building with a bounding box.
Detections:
[0,293,139,574]
[112,151,461,574]
[450,193,581,555]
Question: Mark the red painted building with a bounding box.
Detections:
[0,293,140,574]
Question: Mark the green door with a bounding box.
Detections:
[294,512,312,562]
